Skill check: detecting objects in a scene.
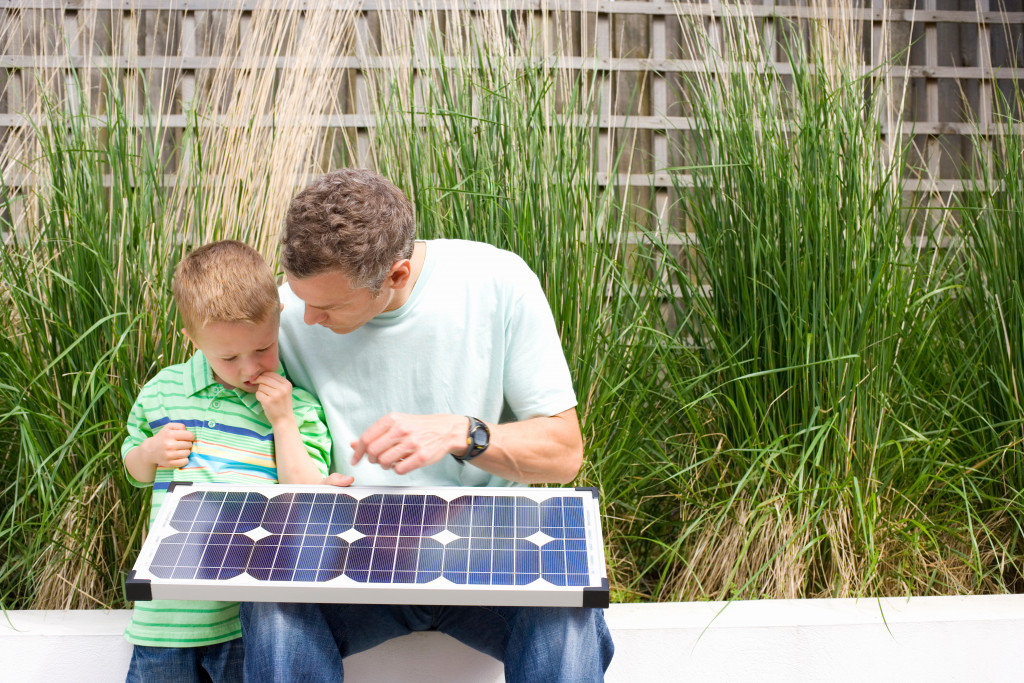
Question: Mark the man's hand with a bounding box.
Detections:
[253,372,296,426]
[351,413,466,475]
[139,422,194,469]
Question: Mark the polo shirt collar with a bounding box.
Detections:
[183,351,284,412]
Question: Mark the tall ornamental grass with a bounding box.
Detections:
[954,84,1024,591]
[959,86,1024,480]
[634,9,1023,599]
[1,2,1022,608]
[0,73,179,608]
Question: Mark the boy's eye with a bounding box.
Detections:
[258,346,272,352]
[223,356,237,362]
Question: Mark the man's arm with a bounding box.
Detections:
[350,406,584,485]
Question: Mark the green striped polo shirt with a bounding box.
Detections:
[121,350,332,648]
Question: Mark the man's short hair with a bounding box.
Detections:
[281,168,416,293]
[172,240,280,332]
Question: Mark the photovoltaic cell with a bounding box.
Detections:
[127,484,608,608]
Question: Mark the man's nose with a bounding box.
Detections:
[303,305,323,326]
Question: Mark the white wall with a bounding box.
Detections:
[3,595,1023,682]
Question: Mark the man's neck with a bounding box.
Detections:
[383,241,427,313]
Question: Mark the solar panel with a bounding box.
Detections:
[126,483,609,608]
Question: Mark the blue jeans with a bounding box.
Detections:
[125,639,244,683]
[239,602,614,682]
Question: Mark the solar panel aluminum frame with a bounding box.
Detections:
[126,483,609,608]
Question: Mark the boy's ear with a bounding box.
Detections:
[181,328,198,349]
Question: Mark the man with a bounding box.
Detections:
[239,168,614,681]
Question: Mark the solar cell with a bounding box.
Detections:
[127,483,609,608]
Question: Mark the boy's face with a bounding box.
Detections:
[185,315,280,392]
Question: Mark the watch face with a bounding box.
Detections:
[472,429,488,447]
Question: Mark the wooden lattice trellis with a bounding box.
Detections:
[1,1,1022,237]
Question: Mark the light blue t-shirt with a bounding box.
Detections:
[278,239,577,487]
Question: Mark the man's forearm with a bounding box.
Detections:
[465,408,583,485]
[352,407,584,484]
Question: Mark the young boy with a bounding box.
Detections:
[121,240,332,682]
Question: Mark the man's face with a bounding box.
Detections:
[287,270,393,335]
[187,317,280,392]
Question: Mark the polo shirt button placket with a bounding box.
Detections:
[210,391,223,420]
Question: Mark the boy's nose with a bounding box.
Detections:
[242,360,262,381]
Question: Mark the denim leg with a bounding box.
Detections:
[125,645,205,683]
[239,602,341,682]
[435,606,614,683]
[199,638,245,683]
[240,602,613,682]
[239,602,415,682]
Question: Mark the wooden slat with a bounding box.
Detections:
[0,111,1015,138]
[0,166,978,198]
[1,1,1023,24]
[4,53,1023,83]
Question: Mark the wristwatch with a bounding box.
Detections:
[453,416,490,462]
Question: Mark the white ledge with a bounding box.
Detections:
[4,596,1024,681]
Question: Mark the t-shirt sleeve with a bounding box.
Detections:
[501,261,578,420]
[121,390,154,488]
[291,387,333,477]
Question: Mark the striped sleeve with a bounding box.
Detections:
[292,386,332,477]
[121,384,156,488]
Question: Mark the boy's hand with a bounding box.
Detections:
[140,422,194,469]
[322,472,355,487]
[253,372,296,426]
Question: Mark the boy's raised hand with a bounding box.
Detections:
[141,422,194,469]
[253,372,295,426]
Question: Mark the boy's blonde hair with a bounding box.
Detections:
[172,240,280,332]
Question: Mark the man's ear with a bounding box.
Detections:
[387,259,413,290]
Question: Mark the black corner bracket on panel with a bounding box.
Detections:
[574,486,600,500]
[583,578,610,608]
[166,480,194,493]
[125,570,152,602]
